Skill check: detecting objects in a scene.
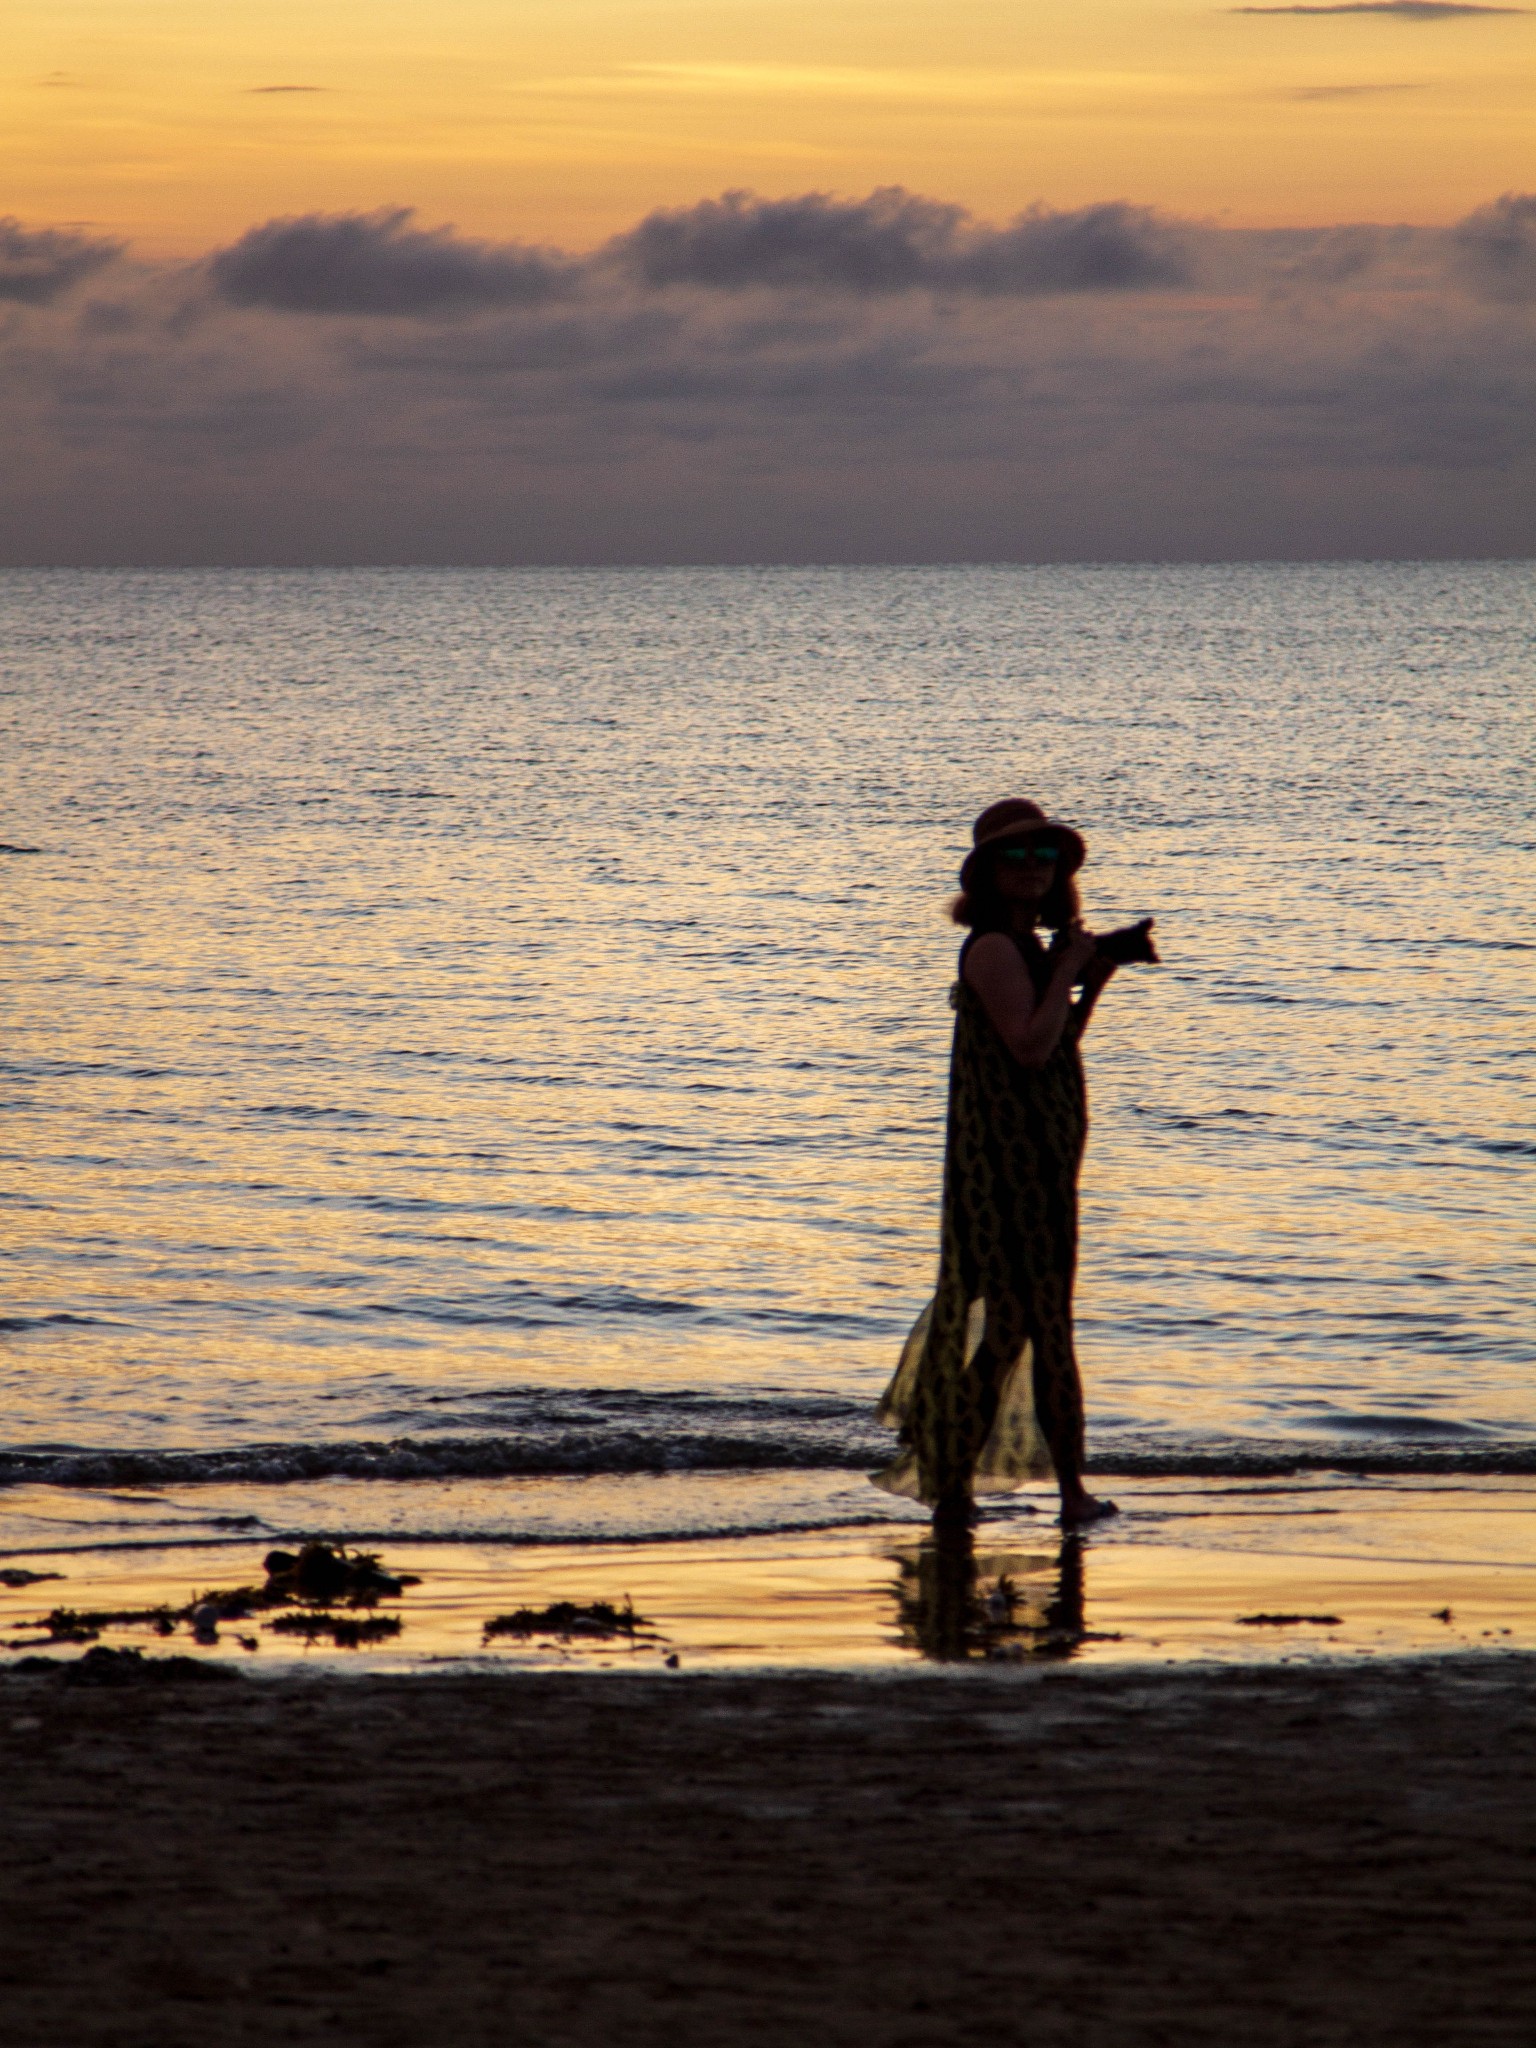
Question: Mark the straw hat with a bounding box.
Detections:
[958,798,1086,892]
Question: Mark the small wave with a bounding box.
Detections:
[0,1312,118,1333]
[1317,1413,1485,1438]
[1094,1443,1536,1479]
[0,1425,889,1491]
[345,1289,891,1338]
[0,1511,923,1561]
[247,1103,366,1120]
[5,1427,1536,1490]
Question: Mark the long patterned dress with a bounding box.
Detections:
[874,936,1088,1503]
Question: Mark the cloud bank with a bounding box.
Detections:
[607,190,1192,296]
[0,188,1531,564]
[1451,192,1536,300]
[209,208,574,315]
[0,219,122,305]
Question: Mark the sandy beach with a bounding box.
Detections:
[5,1491,1535,2041]
[6,1482,1533,2041]
[3,1653,1534,2046]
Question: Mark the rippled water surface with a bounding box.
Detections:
[2,564,1532,1551]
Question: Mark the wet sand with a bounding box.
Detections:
[3,1654,1534,2046]
[3,1479,1534,1671]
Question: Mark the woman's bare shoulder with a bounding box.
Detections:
[961,930,1023,990]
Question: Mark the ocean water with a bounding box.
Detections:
[1,563,1532,1566]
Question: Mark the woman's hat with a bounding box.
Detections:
[959,798,1086,892]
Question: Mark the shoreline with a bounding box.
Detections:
[4,1655,1534,2044]
[4,1477,1533,1674]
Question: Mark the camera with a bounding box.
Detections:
[1092,917,1158,967]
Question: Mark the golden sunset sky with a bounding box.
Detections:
[8,0,1533,253]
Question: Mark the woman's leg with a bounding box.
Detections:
[1025,1275,1116,1525]
[929,1330,1010,1529]
[1025,1275,1085,1483]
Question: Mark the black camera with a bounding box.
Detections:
[1093,917,1158,967]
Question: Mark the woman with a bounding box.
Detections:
[875,798,1141,1529]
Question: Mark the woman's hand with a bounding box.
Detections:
[1054,921,1100,980]
[966,928,1092,1070]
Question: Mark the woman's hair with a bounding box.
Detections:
[950,860,1081,933]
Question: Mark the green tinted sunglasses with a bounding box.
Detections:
[999,843,1061,866]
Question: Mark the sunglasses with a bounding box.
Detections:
[998,843,1061,866]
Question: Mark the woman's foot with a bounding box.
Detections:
[1059,1492,1119,1528]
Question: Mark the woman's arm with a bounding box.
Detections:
[963,924,1099,1069]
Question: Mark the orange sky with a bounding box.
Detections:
[6,0,1533,253]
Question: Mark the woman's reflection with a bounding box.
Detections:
[891,1524,1090,1661]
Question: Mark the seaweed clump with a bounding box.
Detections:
[13,1543,421,1652]
[267,1612,403,1648]
[1236,1612,1343,1628]
[251,1545,418,1651]
[26,1604,181,1645]
[258,1544,417,1607]
[484,1598,655,1645]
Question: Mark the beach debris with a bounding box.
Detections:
[976,1571,1111,1654]
[0,1568,62,1588]
[259,1543,418,1607]
[1236,1613,1343,1628]
[8,1646,237,1687]
[267,1612,402,1649]
[984,1576,1021,1625]
[9,1542,421,1652]
[33,1604,180,1643]
[483,1597,656,1645]
[190,1601,222,1645]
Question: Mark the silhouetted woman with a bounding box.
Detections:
[876,799,1150,1529]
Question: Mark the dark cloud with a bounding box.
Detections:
[248,85,327,94]
[2,189,1532,565]
[609,189,1193,296]
[0,219,121,304]
[1452,192,1536,301]
[970,202,1193,293]
[610,189,962,293]
[1232,3,1525,15]
[207,208,574,316]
